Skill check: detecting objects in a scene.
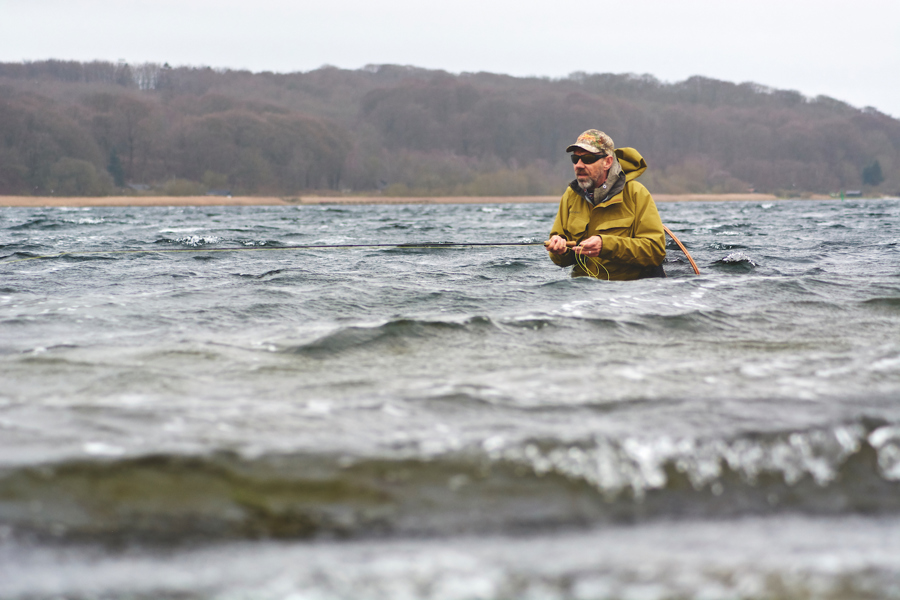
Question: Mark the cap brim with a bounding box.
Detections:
[566,142,602,154]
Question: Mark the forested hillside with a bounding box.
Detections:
[1,60,897,196]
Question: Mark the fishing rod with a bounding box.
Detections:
[0,241,546,264]
[2,231,699,274]
[663,226,700,274]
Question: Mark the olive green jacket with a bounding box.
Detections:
[549,147,666,280]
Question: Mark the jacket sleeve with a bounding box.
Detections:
[549,193,576,267]
[598,184,666,267]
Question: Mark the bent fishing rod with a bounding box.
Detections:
[2,230,700,274]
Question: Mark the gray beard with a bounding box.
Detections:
[577,177,593,192]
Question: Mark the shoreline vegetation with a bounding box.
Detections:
[1,61,896,200]
[0,193,835,207]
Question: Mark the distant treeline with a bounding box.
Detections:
[0,59,897,196]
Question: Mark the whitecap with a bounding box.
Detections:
[175,235,221,246]
[83,442,126,456]
[721,251,757,265]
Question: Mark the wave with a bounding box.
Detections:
[486,259,532,272]
[714,251,757,269]
[2,418,900,543]
[155,235,222,247]
[2,251,117,263]
[235,268,308,279]
[7,218,65,231]
[276,312,648,358]
[282,317,492,357]
[863,297,900,313]
[274,306,813,359]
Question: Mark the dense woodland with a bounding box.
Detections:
[0,60,897,197]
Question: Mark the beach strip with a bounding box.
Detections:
[0,193,784,207]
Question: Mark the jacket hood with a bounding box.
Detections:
[566,147,648,206]
[614,147,647,182]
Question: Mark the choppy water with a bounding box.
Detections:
[1,198,899,599]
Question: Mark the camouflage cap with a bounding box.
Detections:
[565,129,615,155]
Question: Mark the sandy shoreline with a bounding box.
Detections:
[0,193,803,207]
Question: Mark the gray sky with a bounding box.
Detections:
[3,0,898,117]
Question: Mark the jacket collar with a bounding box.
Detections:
[568,170,627,207]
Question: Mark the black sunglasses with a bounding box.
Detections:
[569,153,607,165]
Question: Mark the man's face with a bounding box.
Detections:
[572,150,614,190]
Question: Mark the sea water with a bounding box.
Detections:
[1,198,899,599]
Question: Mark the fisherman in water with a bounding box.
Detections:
[546,129,666,279]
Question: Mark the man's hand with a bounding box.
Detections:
[546,235,570,255]
[573,235,603,257]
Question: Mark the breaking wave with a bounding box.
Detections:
[3,419,899,542]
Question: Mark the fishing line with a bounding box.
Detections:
[574,251,610,280]
[2,231,699,275]
[0,241,547,265]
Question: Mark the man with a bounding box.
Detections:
[546,129,666,280]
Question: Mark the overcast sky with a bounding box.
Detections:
[3,0,898,117]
